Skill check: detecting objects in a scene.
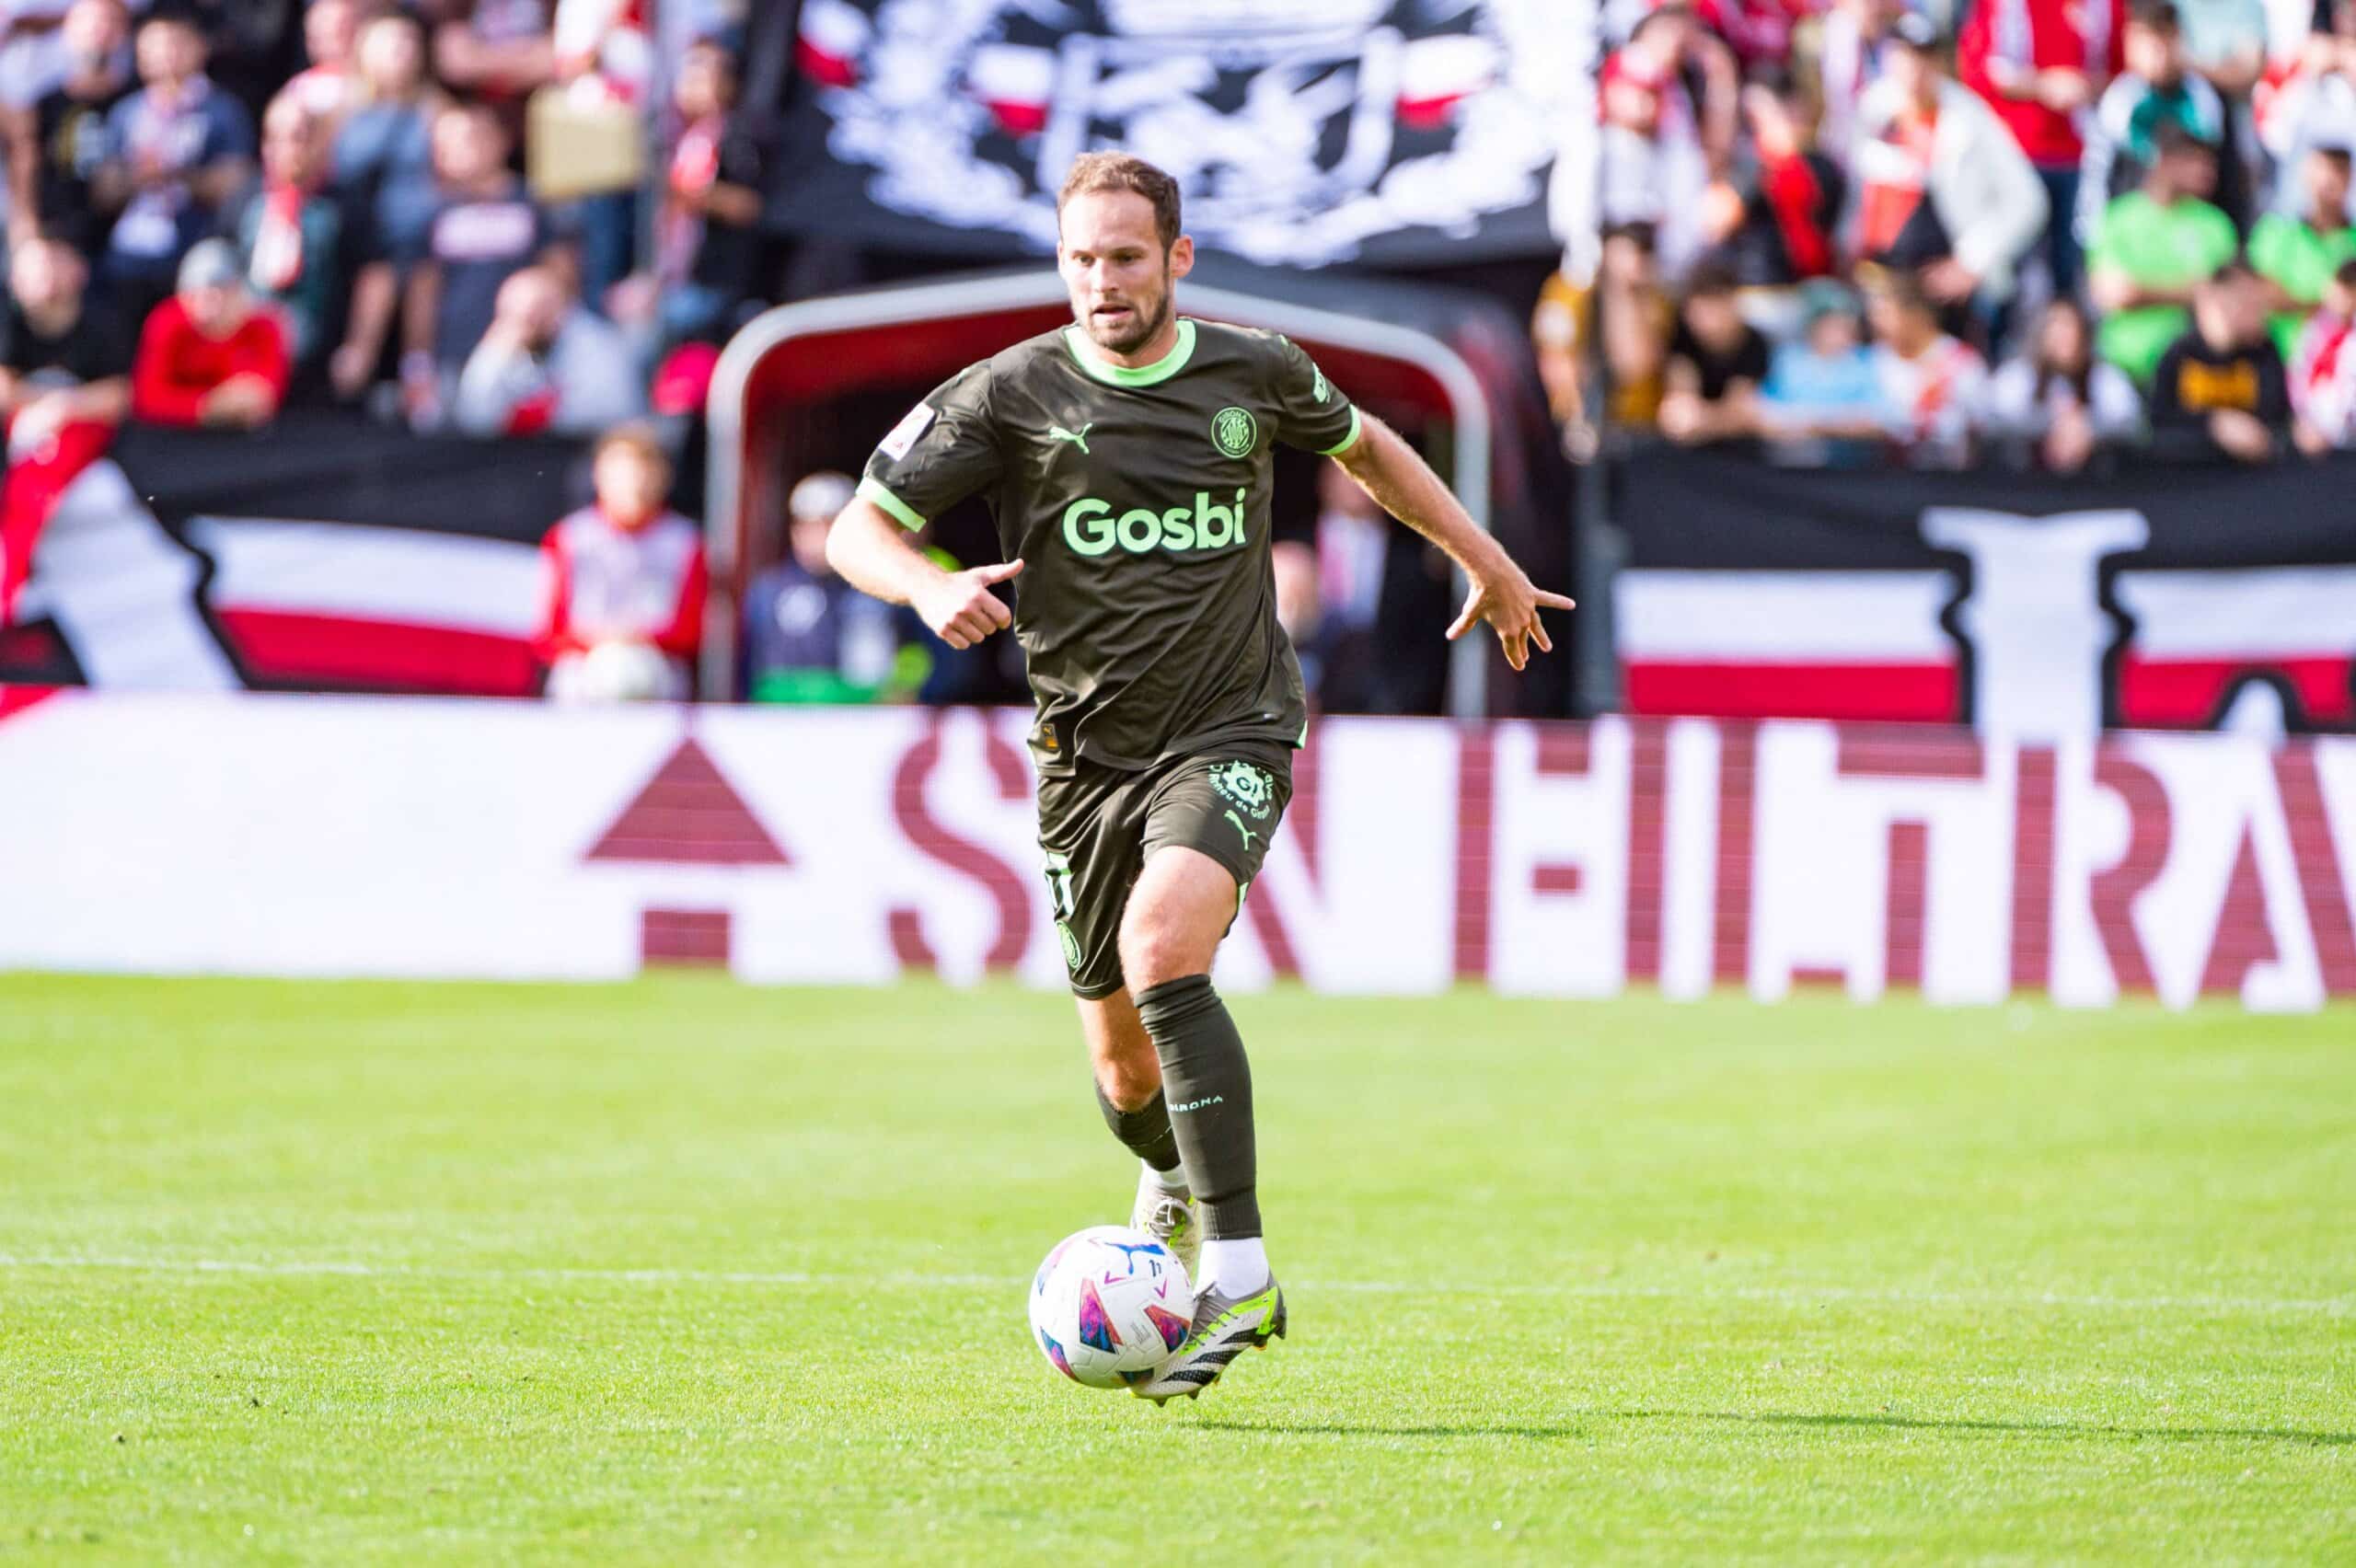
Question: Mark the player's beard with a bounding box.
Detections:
[1080,276,1171,355]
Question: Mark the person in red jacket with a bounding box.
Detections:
[1958,0,2128,302]
[130,238,291,429]
[537,423,706,702]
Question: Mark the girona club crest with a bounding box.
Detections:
[1209,760,1275,820]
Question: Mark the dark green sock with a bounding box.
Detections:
[1095,1083,1184,1179]
[1133,974,1258,1239]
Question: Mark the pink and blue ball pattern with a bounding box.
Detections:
[1143,1303,1190,1354]
[1077,1279,1123,1354]
[1036,1328,1077,1381]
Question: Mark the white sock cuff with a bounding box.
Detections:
[1199,1236,1270,1297]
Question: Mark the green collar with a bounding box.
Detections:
[1062,317,1195,387]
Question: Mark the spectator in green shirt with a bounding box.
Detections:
[2248,145,2356,361]
[2088,122,2241,384]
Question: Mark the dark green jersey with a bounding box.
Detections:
[859,316,1362,774]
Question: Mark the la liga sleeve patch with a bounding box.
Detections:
[878,401,937,461]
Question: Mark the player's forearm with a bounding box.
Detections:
[1336,414,1511,578]
[826,498,950,608]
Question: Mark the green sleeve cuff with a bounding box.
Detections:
[857,475,927,531]
[1318,406,1364,457]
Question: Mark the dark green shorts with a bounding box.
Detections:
[1035,745,1293,1000]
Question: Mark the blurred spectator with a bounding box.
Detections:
[4,0,131,257]
[2176,0,2271,98]
[550,0,652,105]
[394,100,567,423]
[1699,75,1846,287]
[1658,261,1768,445]
[0,231,131,419]
[1692,0,1812,71]
[1269,537,1328,693]
[1854,14,2051,320]
[1,230,132,416]
[197,0,306,114]
[0,235,131,617]
[131,236,290,428]
[1284,462,1434,711]
[1957,0,2126,301]
[1757,279,1885,465]
[1532,220,1674,448]
[2260,0,2324,69]
[2258,9,2356,215]
[2088,121,2239,383]
[333,11,445,263]
[1311,460,1388,642]
[0,0,76,119]
[329,11,447,400]
[2288,254,2356,446]
[1976,296,2147,468]
[740,470,921,704]
[286,0,361,126]
[1595,2,1738,280]
[2150,259,2292,459]
[610,39,767,353]
[95,10,255,323]
[431,0,556,100]
[234,92,341,368]
[2080,3,2233,245]
[534,0,648,313]
[450,262,642,436]
[2251,144,2356,356]
[1816,0,1903,164]
[538,422,704,703]
[1865,265,1990,467]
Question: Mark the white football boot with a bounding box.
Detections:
[1132,1277,1287,1404]
[1129,1167,1201,1283]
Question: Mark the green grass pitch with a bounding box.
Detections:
[3,974,2350,1563]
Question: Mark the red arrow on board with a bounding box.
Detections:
[583,733,791,969]
[583,735,791,867]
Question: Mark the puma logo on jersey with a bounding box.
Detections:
[1047,422,1093,455]
[1224,810,1261,850]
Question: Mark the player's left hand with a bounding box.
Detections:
[1446,561,1574,673]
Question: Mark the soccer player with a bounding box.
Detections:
[827,152,1571,1403]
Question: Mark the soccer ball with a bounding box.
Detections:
[1026,1225,1195,1389]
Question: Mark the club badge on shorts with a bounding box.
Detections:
[1208,760,1275,821]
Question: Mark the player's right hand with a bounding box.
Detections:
[917,559,1024,650]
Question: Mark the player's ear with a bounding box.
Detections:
[1167,235,1195,281]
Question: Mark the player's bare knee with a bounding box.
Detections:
[1094,1050,1160,1111]
[1091,1024,1161,1109]
[1119,909,1208,993]
[1078,994,1161,1107]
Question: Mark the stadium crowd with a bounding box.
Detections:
[1541,0,2356,467]
[0,0,762,433]
[0,0,768,697]
[6,0,2353,707]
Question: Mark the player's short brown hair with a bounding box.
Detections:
[1057,152,1182,251]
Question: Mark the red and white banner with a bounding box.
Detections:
[0,415,580,698]
[1614,450,2356,737]
[3,693,2350,1009]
